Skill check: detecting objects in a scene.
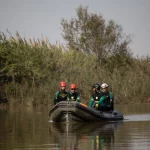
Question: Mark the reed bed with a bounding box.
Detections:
[1,32,150,106]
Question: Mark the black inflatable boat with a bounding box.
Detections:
[49,101,124,122]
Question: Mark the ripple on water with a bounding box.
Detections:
[124,114,150,122]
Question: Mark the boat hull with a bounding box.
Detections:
[49,101,124,122]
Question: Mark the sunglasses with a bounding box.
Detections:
[71,89,75,90]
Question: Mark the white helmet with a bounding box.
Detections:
[101,83,109,88]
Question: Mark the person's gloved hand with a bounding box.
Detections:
[95,103,98,108]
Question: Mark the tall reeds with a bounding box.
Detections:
[0,32,150,106]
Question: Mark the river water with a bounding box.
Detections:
[0,104,150,150]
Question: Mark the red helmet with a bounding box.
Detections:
[60,81,66,87]
[70,84,76,89]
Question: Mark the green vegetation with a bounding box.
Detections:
[1,5,150,106]
[61,5,132,63]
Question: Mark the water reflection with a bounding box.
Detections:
[49,121,123,150]
[1,104,150,150]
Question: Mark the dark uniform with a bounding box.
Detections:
[98,91,114,111]
[89,92,103,108]
[89,83,102,108]
[68,92,80,102]
[54,91,68,105]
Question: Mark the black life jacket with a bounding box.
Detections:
[92,92,103,103]
[55,91,68,102]
[68,92,78,101]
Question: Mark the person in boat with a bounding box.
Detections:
[54,81,68,105]
[68,83,81,102]
[97,83,114,111]
[89,83,103,108]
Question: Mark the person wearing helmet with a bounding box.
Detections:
[96,83,114,111]
[68,83,80,102]
[89,83,103,108]
[54,81,68,105]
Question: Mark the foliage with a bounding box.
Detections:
[61,5,132,64]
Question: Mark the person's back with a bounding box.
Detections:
[98,83,114,111]
[54,81,68,105]
[68,83,80,102]
[89,83,103,108]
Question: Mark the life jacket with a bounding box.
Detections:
[92,92,103,103]
[101,92,113,107]
[55,91,68,102]
[90,92,103,108]
[68,92,79,101]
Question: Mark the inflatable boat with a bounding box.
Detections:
[49,101,124,122]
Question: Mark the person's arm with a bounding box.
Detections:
[54,91,59,105]
[75,92,80,102]
[111,97,114,111]
[98,96,105,105]
[76,94,80,102]
[110,92,114,110]
[67,92,70,101]
[89,97,94,107]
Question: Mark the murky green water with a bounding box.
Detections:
[0,104,150,150]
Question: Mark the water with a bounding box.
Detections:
[0,104,150,150]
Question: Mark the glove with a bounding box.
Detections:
[95,103,98,108]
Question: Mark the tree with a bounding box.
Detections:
[61,5,132,64]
